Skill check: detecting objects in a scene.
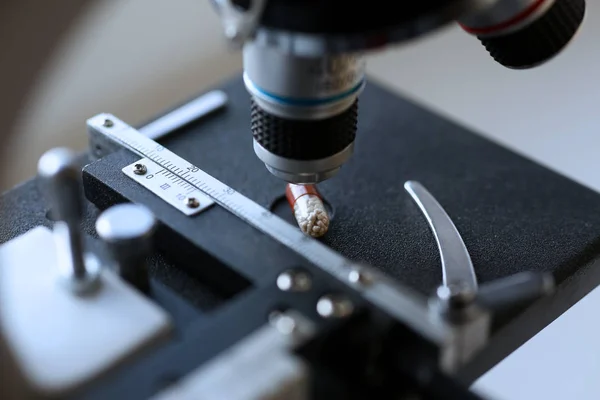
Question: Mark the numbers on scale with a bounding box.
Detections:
[155,145,165,152]
[187,165,199,173]
[176,193,186,201]
[223,187,235,195]
[146,174,154,179]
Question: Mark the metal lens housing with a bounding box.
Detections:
[243,43,365,184]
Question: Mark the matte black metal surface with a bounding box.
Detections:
[4,74,600,398]
[85,75,600,295]
[247,0,468,34]
[80,75,600,382]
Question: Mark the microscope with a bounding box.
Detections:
[0,0,596,399]
[212,0,586,183]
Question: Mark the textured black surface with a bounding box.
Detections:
[251,99,358,159]
[86,75,600,296]
[81,75,600,382]
[5,74,600,397]
[479,0,586,68]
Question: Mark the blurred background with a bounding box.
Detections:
[5,1,600,398]
[7,0,600,192]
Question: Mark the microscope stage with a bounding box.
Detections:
[3,75,600,397]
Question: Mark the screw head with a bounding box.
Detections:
[348,268,373,286]
[269,312,297,335]
[316,294,354,319]
[436,284,476,309]
[103,119,114,128]
[276,269,312,292]
[185,197,200,208]
[133,164,147,175]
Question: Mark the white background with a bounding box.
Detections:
[8,1,600,398]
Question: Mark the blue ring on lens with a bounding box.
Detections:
[248,77,365,107]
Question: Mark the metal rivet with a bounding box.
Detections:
[103,119,114,128]
[348,268,373,286]
[225,26,238,39]
[316,294,354,319]
[133,163,147,175]
[277,269,312,292]
[275,315,297,335]
[268,311,297,335]
[436,284,476,309]
[185,197,200,208]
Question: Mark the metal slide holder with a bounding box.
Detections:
[404,180,555,370]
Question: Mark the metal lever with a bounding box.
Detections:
[404,180,554,311]
[405,180,555,370]
[38,147,101,294]
[404,181,478,299]
[477,271,555,313]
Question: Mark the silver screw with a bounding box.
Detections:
[103,119,114,128]
[277,269,312,292]
[316,294,354,319]
[133,163,147,175]
[268,310,283,325]
[348,268,373,286]
[436,283,476,310]
[269,313,297,335]
[185,197,200,208]
[225,26,239,40]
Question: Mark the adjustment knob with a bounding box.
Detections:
[461,0,586,69]
[38,147,101,294]
[96,203,157,293]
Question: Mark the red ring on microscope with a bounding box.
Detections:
[460,0,548,35]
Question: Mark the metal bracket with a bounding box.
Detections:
[405,180,555,372]
[151,310,314,400]
[122,158,215,216]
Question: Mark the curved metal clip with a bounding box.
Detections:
[404,180,478,298]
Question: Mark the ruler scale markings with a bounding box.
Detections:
[91,114,444,344]
[121,157,214,216]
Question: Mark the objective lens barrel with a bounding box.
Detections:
[243,43,365,183]
[243,43,365,120]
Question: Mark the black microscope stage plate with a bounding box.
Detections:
[4,74,600,387]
